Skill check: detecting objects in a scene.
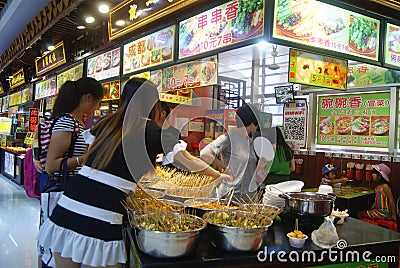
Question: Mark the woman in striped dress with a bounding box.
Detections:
[359,163,396,221]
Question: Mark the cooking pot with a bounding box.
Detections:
[279,192,336,217]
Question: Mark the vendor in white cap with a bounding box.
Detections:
[320,164,349,185]
[358,163,396,221]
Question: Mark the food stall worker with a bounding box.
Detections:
[200,103,260,200]
[321,164,349,185]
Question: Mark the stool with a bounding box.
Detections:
[376,219,398,232]
[359,218,379,226]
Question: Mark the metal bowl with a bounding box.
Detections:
[184,197,239,217]
[279,192,336,217]
[203,210,273,252]
[156,199,185,212]
[132,212,206,258]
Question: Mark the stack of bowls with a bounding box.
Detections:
[263,180,304,207]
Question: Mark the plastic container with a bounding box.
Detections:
[287,233,308,248]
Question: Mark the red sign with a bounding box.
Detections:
[29,108,39,132]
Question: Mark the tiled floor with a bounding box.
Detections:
[0,175,40,268]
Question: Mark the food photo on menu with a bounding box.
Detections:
[335,116,352,135]
[319,116,335,135]
[348,15,378,54]
[351,116,370,136]
[370,116,389,136]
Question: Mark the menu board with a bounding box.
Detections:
[347,64,400,87]
[87,47,120,81]
[57,63,84,91]
[385,23,400,68]
[289,49,347,90]
[21,86,33,104]
[179,0,264,59]
[2,96,9,112]
[0,117,12,134]
[317,92,390,148]
[102,80,120,101]
[273,0,380,61]
[9,91,22,107]
[123,26,174,75]
[283,99,308,148]
[158,56,217,104]
[35,77,57,100]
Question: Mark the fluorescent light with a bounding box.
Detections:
[115,20,125,26]
[77,25,86,30]
[47,45,55,50]
[85,16,95,23]
[99,4,110,13]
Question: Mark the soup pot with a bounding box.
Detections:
[279,192,336,217]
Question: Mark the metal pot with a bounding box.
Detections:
[279,192,336,217]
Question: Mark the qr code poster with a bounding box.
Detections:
[283,99,308,148]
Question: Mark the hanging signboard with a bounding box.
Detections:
[29,108,39,132]
[317,92,390,148]
[289,49,347,90]
[179,0,264,59]
[87,48,120,81]
[35,41,66,76]
[347,64,400,87]
[273,0,380,61]
[384,23,400,68]
[35,77,57,100]
[9,68,25,89]
[283,99,308,148]
[102,80,120,101]
[9,91,22,107]
[158,56,217,104]
[57,63,84,91]
[21,86,33,104]
[123,25,174,75]
[109,0,197,40]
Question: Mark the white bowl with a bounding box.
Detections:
[317,185,333,195]
[287,233,308,248]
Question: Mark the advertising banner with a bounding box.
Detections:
[9,91,22,107]
[385,23,400,68]
[9,68,25,89]
[179,0,264,59]
[102,80,120,101]
[123,26,174,75]
[29,108,39,132]
[57,63,84,91]
[158,56,217,104]
[21,86,33,104]
[35,77,57,100]
[317,92,390,148]
[347,63,400,87]
[283,99,308,148]
[273,0,380,61]
[87,48,120,81]
[289,49,347,90]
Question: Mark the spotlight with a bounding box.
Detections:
[77,25,86,30]
[85,16,95,23]
[115,20,126,26]
[47,45,55,51]
[99,4,110,14]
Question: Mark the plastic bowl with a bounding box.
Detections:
[287,233,308,248]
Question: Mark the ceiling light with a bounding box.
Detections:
[115,20,126,26]
[85,16,95,23]
[8,75,13,79]
[77,25,86,30]
[47,45,55,51]
[99,4,110,14]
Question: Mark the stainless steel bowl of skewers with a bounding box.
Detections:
[131,212,206,258]
[202,210,273,252]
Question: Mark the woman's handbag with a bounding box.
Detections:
[39,158,69,267]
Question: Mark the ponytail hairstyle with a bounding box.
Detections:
[52,77,104,118]
[87,78,159,170]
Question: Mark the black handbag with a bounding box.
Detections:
[42,157,69,193]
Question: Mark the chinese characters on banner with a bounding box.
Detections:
[385,23,400,68]
[283,99,308,148]
[347,64,400,87]
[57,64,84,91]
[87,48,120,81]
[317,93,390,148]
[29,108,39,133]
[179,0,264,58]
[289,49,347,90]
[123,26,174,75]
[273,0,380,61]
[35,42,66,76]
[157,56,217,105]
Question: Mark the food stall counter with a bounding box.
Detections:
[126,217,400,268]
